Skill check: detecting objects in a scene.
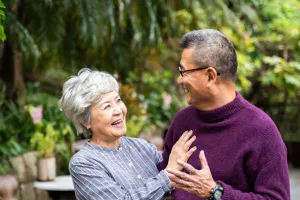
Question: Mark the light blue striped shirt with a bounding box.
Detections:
[69,136,172,200]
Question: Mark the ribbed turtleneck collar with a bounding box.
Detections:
[191,92,247,123]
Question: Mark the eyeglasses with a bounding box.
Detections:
[178,64,221,77]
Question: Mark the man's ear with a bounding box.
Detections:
[207,68,218,86]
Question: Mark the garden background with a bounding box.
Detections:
[0,0,300,198]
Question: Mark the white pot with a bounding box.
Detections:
[37,157,56,181]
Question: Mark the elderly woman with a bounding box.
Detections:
[59,68,196,200]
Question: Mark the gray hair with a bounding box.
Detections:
[59,68,119,138]
[180,29,237,81]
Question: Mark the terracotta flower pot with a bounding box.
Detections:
[37,157,56,181]
[0,175,18,200]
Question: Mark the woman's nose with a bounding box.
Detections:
[113,106,122,114]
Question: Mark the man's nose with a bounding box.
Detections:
[177,75,183,84]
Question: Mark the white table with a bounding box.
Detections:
[34,175,75,199]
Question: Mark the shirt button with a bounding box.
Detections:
[129,163,133,167]
[137,175,141,179]
[119,147,123,151]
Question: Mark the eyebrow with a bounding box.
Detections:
[179,63,186,70]
[99,95,120,105]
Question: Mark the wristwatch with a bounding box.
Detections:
[207,183,224,200]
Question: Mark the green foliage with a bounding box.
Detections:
[30,121,59,158]
[0,95,35,174]
[0,160,10,174]
[0,102,36,157]
[25,83,76,174]
[0,0,5,41]
[0,83,77,174]
[0,0,300,176]
[236,0,300,141]
[258,56,300,141]
[126,115,146,138]
[126,69,186,130]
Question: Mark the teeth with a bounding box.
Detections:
[183,85,188,93]
[112,119,123,125]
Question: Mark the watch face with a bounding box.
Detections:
[214,190,223,200]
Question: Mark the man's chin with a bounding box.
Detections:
[185,95,192,105]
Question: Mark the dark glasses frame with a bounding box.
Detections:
[178,63,221,77]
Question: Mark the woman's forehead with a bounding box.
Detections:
[97,91,119,104]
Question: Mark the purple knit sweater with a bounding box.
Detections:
[159,92,290,200]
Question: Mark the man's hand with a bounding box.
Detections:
[165,130,197,171]
[167,150,216,199]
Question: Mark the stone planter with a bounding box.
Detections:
[0,175,18,200]
[37,157,56,181]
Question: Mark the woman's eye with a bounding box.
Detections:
[117,98,122,103]
[104,105,110,110]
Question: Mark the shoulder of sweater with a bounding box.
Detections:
[241,101,282,142]
[243,101,276,125]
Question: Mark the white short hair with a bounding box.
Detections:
[59,68,119,138]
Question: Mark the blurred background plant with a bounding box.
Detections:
[0,0,300,175]
[30,121,59,158]
[0,82,77,175]
[0,0,5,41]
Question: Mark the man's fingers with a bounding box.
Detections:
[177,160,198,174]
[168,172,191,187]
[199,150,209,170]
[172,181,193,192]
[168,171,185,186]
[167,168,186,178]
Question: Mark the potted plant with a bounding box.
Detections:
[30,121,59,181]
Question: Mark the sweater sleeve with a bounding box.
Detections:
[219,125,290,200]
[220,156,289,200]
[70,156,172,200]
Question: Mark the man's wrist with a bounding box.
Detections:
[207,182,223,200]
[205,181,217,198]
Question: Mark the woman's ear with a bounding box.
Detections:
[81,122,91,129]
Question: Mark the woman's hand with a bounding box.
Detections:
[165,130,197,171]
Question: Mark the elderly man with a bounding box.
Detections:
[158,29,290,200]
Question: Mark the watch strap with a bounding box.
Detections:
[207,183,224,200]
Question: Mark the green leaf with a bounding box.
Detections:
[284,74,300,87]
